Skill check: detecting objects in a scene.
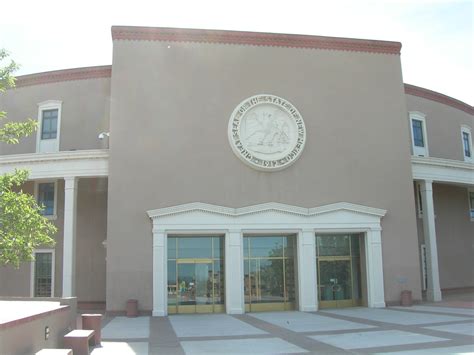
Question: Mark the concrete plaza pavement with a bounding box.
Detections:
[88,301,474,355]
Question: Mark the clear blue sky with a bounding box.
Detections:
[1,0,472,104]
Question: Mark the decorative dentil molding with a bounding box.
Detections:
[147,201,387,220]
[14,66,112,88]
[112,26,402,55]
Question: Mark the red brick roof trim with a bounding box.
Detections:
[111,26,402,55]
[405,84,473,115]
[15,65,112,88]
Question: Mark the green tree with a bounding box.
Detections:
[0,49,56,267]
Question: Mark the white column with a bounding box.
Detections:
[420,180,442,302]
[62,176,77,297]
[365,228,386,308]
[152,229,167,316]
[297,229,317,311]
[225,229,244,314]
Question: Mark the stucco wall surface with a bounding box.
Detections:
[106,40,421,311]
[0,78,110,155]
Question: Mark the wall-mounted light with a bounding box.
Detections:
[98,132,110,140]
[45,326,50,340]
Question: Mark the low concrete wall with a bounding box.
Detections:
[0,297,76,355]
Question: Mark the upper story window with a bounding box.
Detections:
[409,112,429,157]
[461,125,473,162]
[37,100,62,153]
[41,109,58,140]
[35,181,57,219]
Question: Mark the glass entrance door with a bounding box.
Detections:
[177,260,216,313]
[317,234,362,309]
[244,235,296,312]
[168,236,224,314]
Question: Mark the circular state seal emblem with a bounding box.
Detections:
[228,94,306,171]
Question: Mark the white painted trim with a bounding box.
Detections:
[148,201,387,316]
[34,179,58,220]
[411,156,474,185]
[36,100,62,153]
[148,202,387,219]
[409,111,429,157]
[30,249,55,298]
[0,149,109,179]
[461,125,473,163]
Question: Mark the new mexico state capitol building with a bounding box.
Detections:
[0,26,473,316]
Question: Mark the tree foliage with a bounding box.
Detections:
[0,49,56,267]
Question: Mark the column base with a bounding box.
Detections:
[152,310,167,317]
[426,289,442,302]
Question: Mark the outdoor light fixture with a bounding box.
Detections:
[44,326,50,340]
[98,132,110,139]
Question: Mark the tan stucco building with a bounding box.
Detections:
[0,26,473,315]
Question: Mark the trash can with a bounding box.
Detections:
[126,299,138,317]
[400,290,412,307]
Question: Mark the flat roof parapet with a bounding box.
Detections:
[111,26,402,55]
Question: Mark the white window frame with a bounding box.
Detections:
[461,125,473,163]
[30,249,55,297]
[468,188,474,222]
[36,100,62,153]
[416,182,423,218]
[34,180,58,220]
[409,111,429,157]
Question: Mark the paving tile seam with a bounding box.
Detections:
[299,328,382,336]
[386,307,474,318]
[233,314,354,353]
[360,338,474,354]
[177,334,274,341]
[316,311,473,328]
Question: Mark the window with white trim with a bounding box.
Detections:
[31,249,55,297]
[409,112,429,157]
[469,189,474,221]
[35,181,57,219]
[416,182,423,218]
[461,125,473,162]
[37,100,62,153]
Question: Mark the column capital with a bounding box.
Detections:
[64,176,77,189]
[227,229,242,234]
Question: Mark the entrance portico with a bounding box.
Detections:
[147,202,387,316]
[0,150,109,299]
[412,156,474,302]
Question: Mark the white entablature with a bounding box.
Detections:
[0,149,109,179]
[147,201,387,316]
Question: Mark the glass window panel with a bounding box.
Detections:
[212,237,223,259]
[317,235,350,256]
[469,192,474,218]
[178,237,212,258]
[167,260,177,306]
[213,260,225,304]
[34,252,52,297]
[195,263,213,305]
[284,258,295,302]
[412,119,424,147]
[38,183,55,216]
[167,237,177,259]
[257,258,284,303]
[248,236,284,258]
[351,234,360,256]
[463,132,471,157]
[41,109,58,140]
[178,263,196,305]
[243,237,249,258]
